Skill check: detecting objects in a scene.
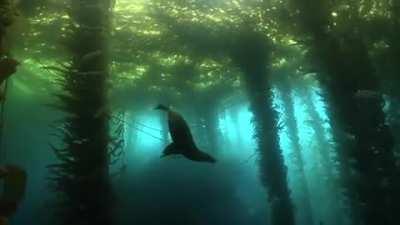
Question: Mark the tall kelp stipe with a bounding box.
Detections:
[370,2,400,167]
[274,74,313,225]
[270,69,351,225]
[47,1,115,225]
[231,31,294,225]
[293,80,351,225]
[287,0,400,224]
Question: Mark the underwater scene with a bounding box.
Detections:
[0,0,399,225]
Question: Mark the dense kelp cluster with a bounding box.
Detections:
[46,1,115,225]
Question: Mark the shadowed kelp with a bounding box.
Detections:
[288,0,399,224]
[230,29,295,225]
[47,1,115,225]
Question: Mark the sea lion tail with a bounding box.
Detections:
[197,149,217,163]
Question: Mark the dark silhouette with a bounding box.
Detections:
[0,165,27,225]
[48,1,114,225]
[0,57,19,85]
[155,104,217,163]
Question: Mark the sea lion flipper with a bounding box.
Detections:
[161,142,180,157]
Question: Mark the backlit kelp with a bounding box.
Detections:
[2,1,400,225]
[287,0,399,224]
[47,1,114,225]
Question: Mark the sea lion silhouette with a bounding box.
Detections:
[155,104,216,163]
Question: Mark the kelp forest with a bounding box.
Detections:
[0,1,399,225]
